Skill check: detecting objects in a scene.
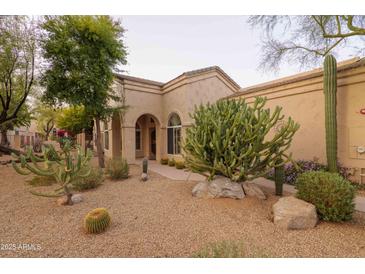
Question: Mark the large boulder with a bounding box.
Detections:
[192,176,245,199]
[272,196,318,230]
[242,181,266,200]
[192,182,209,198]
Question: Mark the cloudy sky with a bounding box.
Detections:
[119,16,360,88]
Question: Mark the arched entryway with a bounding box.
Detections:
[135,114,161,160]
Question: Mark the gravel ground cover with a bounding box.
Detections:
[1,160,365,258]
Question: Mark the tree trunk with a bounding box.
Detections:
[95,116,105,168]
[0,129,9,146]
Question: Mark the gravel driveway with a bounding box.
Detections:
[1,162,365,258]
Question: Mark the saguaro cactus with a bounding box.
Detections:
[12,140,92,205]
[323,54,338,173]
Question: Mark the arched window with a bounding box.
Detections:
[167,113,181,154]
[135,123,142,150]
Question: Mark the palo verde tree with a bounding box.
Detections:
[248,16,365,71]
[249,15,365,172]
[56,105,93,136]
[40,16,127,168]
[183,97,300,182]
[0,16,37,126]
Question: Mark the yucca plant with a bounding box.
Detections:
[84,208,111,234]
[12,140,92,205]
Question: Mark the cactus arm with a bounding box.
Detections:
[30,190,64,198]
[12,161,32,175]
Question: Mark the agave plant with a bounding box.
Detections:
[12,140,92,205]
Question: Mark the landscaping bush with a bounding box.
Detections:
[192,240,246,258]
[160,158,168,165]
[72,168,104,191]
[296,171,355,222]
[175,160,185,169]
[106,157,129,180]
[183,97,299,182]
[168,158,175,167]
[267,160,352,185]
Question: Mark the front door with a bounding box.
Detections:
[150,128,156,160]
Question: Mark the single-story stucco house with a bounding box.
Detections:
[77,57,365,183]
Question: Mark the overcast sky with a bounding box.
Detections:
[119,16,360,88]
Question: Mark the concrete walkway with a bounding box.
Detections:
[147,161,205,181]
[141,161,365,213]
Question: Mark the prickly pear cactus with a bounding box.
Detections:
[323,54,338,173]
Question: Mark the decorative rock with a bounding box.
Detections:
[272,196,318,230]
[208,176,245,199]
[71,194,83,204]
[57,196,71,206]
[192,176,245,199]
[242,181,266,200]
[140,173,148,182]
[192,182,209,198]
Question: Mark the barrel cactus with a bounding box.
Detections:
[84,208,111,234]
[323,54,338,173]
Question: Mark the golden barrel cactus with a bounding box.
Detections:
[84,208,111,234]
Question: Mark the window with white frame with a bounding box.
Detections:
[135,123,141,150]
[167,113,181,155]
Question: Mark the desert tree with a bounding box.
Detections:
[248,16,365,72]
[0,99,31,146]
[0,16,37,126]
[34,103,60,141]
[40,16,128,168]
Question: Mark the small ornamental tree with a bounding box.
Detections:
[183,97,300,182]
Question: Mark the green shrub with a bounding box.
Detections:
[160,158,168,165]
[168,158,175,167]
[72,168,104,191]
[106,157,129,180]
[27,176,56,186]
[296,171,355,222]
[193,240,245,258]
[175,160,185,169]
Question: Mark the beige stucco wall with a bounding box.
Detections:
[232,65,365,183]
[110,70,237,163]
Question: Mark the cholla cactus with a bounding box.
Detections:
[183,97,300,182]
[12,140,92,205]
